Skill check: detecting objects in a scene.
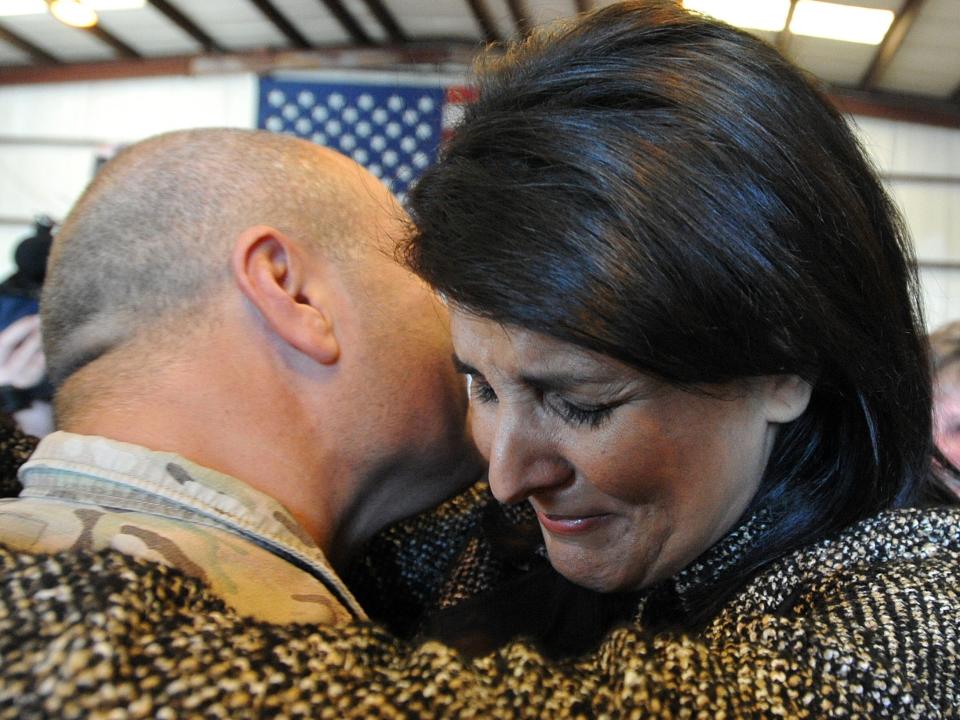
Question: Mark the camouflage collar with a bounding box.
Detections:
[19,431,365,619]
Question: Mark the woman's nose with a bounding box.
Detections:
[486,408,573,505]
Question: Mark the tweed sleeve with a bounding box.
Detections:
[2,543,956,718]
[344,481,492,634]
[0,413,35,498]
[345,481,538,637]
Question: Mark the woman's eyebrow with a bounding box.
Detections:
[519,368,626,394]
[518,371,578,393]
[454,352,622,393]
[452,355,477,375]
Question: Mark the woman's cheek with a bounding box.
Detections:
[468,405,495,462]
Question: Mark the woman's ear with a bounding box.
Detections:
[762,374,812,424]
[231,225,339,365]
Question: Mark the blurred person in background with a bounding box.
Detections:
[930,320,960,492]
[0,216,53,329]
[0,218,55,437]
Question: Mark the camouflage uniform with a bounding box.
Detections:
[0,431,363,624]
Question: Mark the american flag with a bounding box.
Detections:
[258,77,474,202]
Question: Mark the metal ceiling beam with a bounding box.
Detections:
[147,0,223,53]
[882,173,960,186]
[317,0,372,46]
[360,0,406,44]
[465,0,499,44]
[0,54,191,83]
[828,85,960,130]
[574,0,595,12]
[85,24,141,58]
[0,43,480,85]
[0,42,957,132]
[248,0,311,49]
[860,0,927,90]
[505,0,532,37]
[0,22,60,64]
[775,0,798,56]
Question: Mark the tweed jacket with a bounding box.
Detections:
[0,431,363,625]
[2,478,959,719]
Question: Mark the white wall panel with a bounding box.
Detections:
[887,123,960,177]
[852,114,897,169]
[0,145,94,221]
[0,73,256,140]
[0,72,256,278]
[887,183,960,260]
[851,116,960,331]
[920,268,960,332]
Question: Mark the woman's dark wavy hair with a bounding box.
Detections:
[404,0,958,625]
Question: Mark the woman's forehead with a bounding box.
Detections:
[450,310,629,381]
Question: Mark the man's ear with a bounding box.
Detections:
[231,225,339,365]
[761,374,812,424]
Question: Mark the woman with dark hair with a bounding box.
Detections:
[398,0,960,705]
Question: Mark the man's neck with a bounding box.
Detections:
[59,354,341,560]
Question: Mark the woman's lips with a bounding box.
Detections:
[535,511,610,536]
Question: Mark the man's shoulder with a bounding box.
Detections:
[9,431,360,624]
[0,495,354,625]
[0,542,406,718]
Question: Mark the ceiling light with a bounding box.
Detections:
[0,0,143,15]
[790,1,895,45]
[48,0,98,28]
[0,0,47,16]
[682,0,792,32]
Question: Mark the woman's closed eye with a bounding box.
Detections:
[548,396,615,429]
[455,357,617,429]
[467,377,616,429]
[455,357,499,405]
[468,374,498,404]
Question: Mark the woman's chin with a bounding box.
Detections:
[545,544,648,594]
[541,515,670,593]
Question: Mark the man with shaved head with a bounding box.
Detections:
[0,128,481,623]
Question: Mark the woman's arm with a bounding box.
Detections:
[2,541,953,718]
